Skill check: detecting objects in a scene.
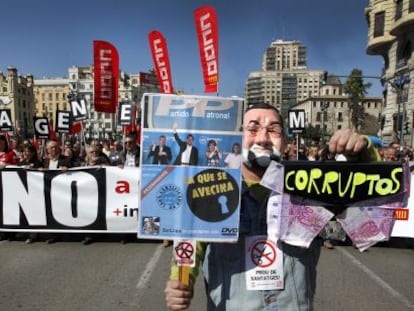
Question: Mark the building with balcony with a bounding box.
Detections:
[33,78,71,125]
[0,66,35,138]
[34,66,160,141]
[245,40,325,119]
[293,81,383,144]
[366,0,414,146]
[262,39,307,71]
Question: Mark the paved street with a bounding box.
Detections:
[0,237,413,311]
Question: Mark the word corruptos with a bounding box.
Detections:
[282,162,406,206]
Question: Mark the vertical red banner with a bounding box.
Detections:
[148,31,174,94]
[93,40,119,113]
[194,6,219,93]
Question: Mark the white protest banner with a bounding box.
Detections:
[391,173,414,238]
[0,167,139,233]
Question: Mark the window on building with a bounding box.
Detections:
[410,0,414,12]
[396,41,412,69]
[48,93,52,101]
[316,112,321,122]
[42,94,46,101]
[338,112,343,122]
[56,93,60,101]
[374,11,385,37]
[395,0,403,20]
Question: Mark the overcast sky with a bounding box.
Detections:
[0,0,383,97]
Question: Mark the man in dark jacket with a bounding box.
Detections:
[173,129,198,166]
[118,134,140,167]
[42,139,72,169]
[148,135,172,164]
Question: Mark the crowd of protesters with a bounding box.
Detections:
[281,137,413,163]
[0,132,141,244]
[1,132,413,248]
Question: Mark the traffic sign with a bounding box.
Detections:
[288,109,305,134]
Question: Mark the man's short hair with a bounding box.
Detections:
[245,102,279,112]
[244,103,284,129]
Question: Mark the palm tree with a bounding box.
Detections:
[343,69,372,130]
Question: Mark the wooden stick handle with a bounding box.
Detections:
[179,266,191,286]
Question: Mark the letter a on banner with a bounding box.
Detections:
[93,40,119,113]
[148,31,174,94]
[194,6,219,93]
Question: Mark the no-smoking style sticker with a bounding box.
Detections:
[245,236,284,290]
[173,239,197,267]
[250,240,277,268]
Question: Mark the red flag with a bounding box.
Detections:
[0,131,11,146]
[93,40,119,113]
[48,123,61,144]
[148,31,174,94]
[69,121,83,135]
[32,135,39,149]
[194,6,219,93]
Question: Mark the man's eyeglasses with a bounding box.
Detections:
[244,123,283,138]
[125,141,133,145]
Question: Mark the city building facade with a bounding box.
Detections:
[33,78,71,125]
[366,0,414,146]
[293,80,383,144]
[244,40,325,119]
[33,66,160,141]
[0,66,35,138]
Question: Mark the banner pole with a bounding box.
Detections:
[178,266,190,286]
[80,121,86,153]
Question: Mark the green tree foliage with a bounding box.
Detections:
[343,69,372,129]
[302,124,322,145]
[359,113,380,136]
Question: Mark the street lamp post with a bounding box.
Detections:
[321,101,327,145]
